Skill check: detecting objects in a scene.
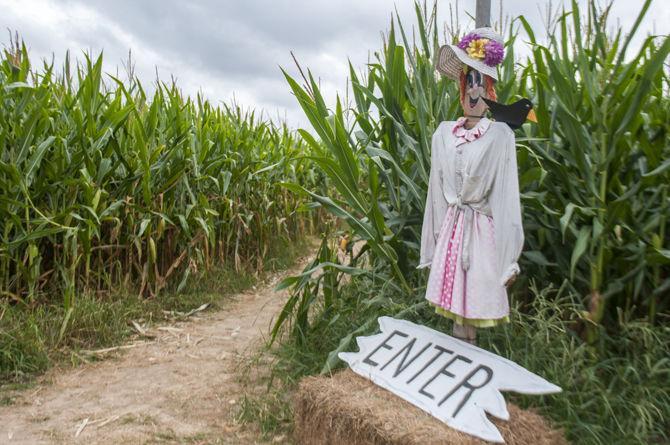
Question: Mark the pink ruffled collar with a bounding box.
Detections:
[452,117,491,146]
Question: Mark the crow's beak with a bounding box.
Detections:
[527,109,537,123]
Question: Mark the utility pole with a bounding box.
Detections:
[475,0,491,27]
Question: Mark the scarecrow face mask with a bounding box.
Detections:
[461,68,489,117]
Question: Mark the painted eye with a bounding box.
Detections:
[467,71,476,88]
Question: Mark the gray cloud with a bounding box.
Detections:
[1,0,667,129]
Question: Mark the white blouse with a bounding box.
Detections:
[418,119,524,286]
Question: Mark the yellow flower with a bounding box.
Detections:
[466,38,489,60]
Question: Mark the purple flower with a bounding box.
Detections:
[483,40,505,66]
[457,33,480,51]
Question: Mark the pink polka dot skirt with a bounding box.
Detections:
[425,206,510,324]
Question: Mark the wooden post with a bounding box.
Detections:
[475,0,491,27]
[451,0,494,346]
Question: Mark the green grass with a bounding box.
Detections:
[0,236,311,385]
[236,390,293,440]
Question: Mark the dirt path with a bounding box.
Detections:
[1,250,315,444]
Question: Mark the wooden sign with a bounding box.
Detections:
[338,317,561,443]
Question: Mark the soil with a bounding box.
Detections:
[0,250,315,444]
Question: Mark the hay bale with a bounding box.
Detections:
[293,369,567,445]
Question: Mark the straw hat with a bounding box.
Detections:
[435,27,505,81]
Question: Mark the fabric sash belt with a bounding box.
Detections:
[449,196,490,272]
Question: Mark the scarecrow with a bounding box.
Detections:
[418,27,535,345]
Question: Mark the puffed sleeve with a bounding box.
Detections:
[418,126,449,269]
[488,126,524,285]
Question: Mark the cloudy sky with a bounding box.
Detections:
[1,0,668,128]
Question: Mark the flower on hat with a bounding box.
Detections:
[466,38,488,60]
[483,40,504,66]
[457,33,481,51]
[457,32,505,67]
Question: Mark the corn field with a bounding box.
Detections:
[269,2,669,442]
[275,0,669,342]
[0,44,321,310]
[506,4,670,330]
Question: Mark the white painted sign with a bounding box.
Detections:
[338,317,561,443]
